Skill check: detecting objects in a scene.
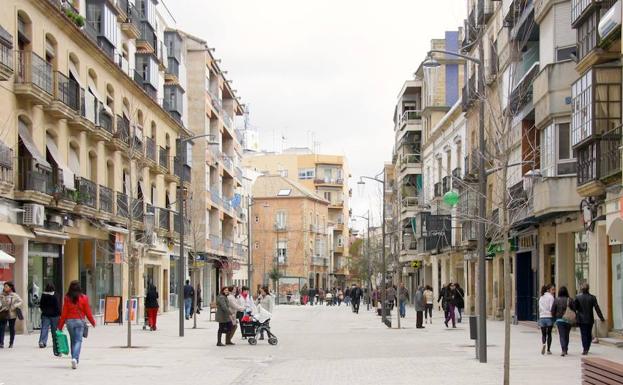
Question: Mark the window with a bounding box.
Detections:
[277,189,291,196]
[275,211,287,229]
[277,240,287,263]
[576,13,597,61]
[572,70,593,145]
[337,235,343,248]
[298,168,315,180]
[323,191,331,201]
[556,46,576,62]
[277,169,288,177]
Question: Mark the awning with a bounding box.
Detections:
[68,60,83,88]
[607,217,623,243]
[18,124,51,169]
[103,224,129,235]
[46,135,75,190]
[0,250,15,264]
[33,229,70,241]
[0,222,35,239]
[87,77,112,115]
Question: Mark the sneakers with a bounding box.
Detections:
[39,342,45,348]
[71,359,78,369]
[444,320,449,328]
[541,344,546,355]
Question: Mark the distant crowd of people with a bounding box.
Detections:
[296,284,363,312]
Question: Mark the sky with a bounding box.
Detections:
[166,0,467,231]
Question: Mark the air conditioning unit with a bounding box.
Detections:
[49,215,63,227]
[22,204,45,227]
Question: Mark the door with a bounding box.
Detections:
[612,245,623,330]
[515,252,535,321]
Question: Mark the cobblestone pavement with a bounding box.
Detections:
[2,304,623,384]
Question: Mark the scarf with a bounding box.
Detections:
[241,292,248,300]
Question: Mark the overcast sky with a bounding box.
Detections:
[167,0,467,231]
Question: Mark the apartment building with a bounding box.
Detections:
[243,149,351,288]
[251,175,330,301]
[183,32,248,303]
[0,0,197,331]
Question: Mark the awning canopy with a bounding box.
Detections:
[103,224,129,235]
[607,217,623,243]
[46,135,74,190]
[0,250,15,264]
[18,124,50,169]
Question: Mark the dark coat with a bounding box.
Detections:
[414,288,425,312]
[456,287,465,309]
[183,284,194,299]
[351,288,363,303]
[215,294,231,323]
[575,293,605,325]
[39,292,60,318]
[145,286,159,309]
[551,296,575,319]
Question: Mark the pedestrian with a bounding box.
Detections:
[183,280,194,320]
[301,285,309,305]
[438,283,448,321]
[215,287,232,347]
[325,291,333,306]
[455,283,465,323]
[39,283,61,354]
[57,281,96,369]
[575,283,606,355]
[227,286,245,345]
[196,284,202,314]
[0,281,23,349]
[256,286,275,340]
[414,286,425,328]
[386,285,396,310]
[538,284,555,355]
[398,282,409,318]
[144,283,159,331]
[424,285,434,324]
[309,287,316,306]
[351,284,363,314]
[337,289,344,306]
[551,286,576,357]
[236,286,254,339]
[344,287,351,307]
[443,283,458,328]
[318,289,325,305]
[372,289,378,308]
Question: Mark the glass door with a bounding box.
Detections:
[612,245,623,330]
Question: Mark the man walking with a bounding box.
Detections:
[414,286,425,329]
[575,283,606,355]
[351,284,363,314]
[183,280,194,320]
[398,283,409,318]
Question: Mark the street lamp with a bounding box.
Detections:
[423,47,487,363]
[354,212,372,311]
[176,133,219,337]
[357,171,389,327]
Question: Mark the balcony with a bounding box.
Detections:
[313,178,344,186]
[145,137,157,164]
[572,0,615,26]
[401,196,419,213]
[461,221,478,243]
[533,61,576,128]
[329,200,344,209]
[74,177,97,217]
[83,20,115,61]
[509,0,536,42]
[133,200,145,224]
[434,182,442,198]
[210,191,222,207]
[452,167,462,180]
[15,51,53,105]
[312,257,328,267]
[133,69,157,101]
[533,176,582,217]
[398,109,422,131]
[157,207,171,233]
[0,143,13,194]
[44,71,79,120]
[0,26,13,81]
[461,73,477,111]
[174,158,191,183]
[163,84,184,125]
[99,185,113,215]
[274,223,287,232]
[116,191,128,219]
[477,0,494,25]
[508,181,534,226]
[158,146,169,172]
[120,2,140,39]
[400,153,421,170]
[136,21,157,53]
[442,176,451,194]
[112,115,130,150]
[94,105,114,141]
[209,235,222,252]
[16,158,52,205]
[414,212,452,253]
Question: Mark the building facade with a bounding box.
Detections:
[251,175,330,301]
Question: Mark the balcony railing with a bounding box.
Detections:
[116,191,129,218]
[600,125,621,180]
[133,200,145,222]
[402,196,418,209]
[452,167,462,180]
[145,137,156,162]
[76,177,97,208]
[400,109,422,127]
[401,153,420,166]
[115,115,130,145]
[158,207,171,231]
[434,182,442,197]
[16,51,53,95]
[0,143,13,185]
[99,185,113,213]
[159,147,169,170]
[442,176,451,194]
[138,21,157,52]
[221,154,234,171]
[211,191,222,206]
[18,158,50,194]
[96,105,113,134]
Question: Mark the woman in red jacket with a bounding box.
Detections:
[58,281,96,369]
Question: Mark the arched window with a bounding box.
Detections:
[45,34,57,69]
[17,11,32,50]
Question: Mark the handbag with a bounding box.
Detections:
[562,298,576,325]
[78,297,89,338]
[15,307,23,321]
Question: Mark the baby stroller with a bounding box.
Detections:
[240,306,278,346]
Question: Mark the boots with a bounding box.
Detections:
[226,325,237,345]
[217,332,225,346]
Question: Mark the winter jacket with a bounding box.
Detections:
[351,288,363,302]
[538,292,554,319]
[256,294,275,314]
[145,287,159,309]
[443,288,458,307]
[58,295,96,330]
[414,288,425,312]
[0,292,23,320]
[398,287,409,302]
[424,289,434,304]
[183,284,194,299]
[551,296,575,320]
[575,292,605,325]
[228,295,245,323]
[215,294,231,323]
[39,292,60,317]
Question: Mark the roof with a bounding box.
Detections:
[253,175,329,204]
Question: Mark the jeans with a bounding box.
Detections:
[425,304,433,319]
[579,322,594,353]
[66,319,84,362]
[399,300,406,318]
[184,298,192,318]
[353,301,360,313]
[557,322,571,353]
[39,316,59,351]
[0,318,16,346]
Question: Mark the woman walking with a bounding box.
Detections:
[538,284,555,355]
[39,283,61,354]
[144,283,159,331]
[227,286,245,345]
[0,281,23,348]
[58,281,96,369]
[551,286,575,357]
[256,286,274,340]
[424,285,434,324]
[215,287,232,347]
[443,283,458,328]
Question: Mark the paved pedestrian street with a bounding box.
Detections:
[2,304,623,385]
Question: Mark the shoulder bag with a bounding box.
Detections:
[562,298,576,325]
[79,297,89,338]
[0,297,9,321]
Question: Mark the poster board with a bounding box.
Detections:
[104,296,122,325]
[126,298,138,322]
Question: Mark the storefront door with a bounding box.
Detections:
[28,243,62,331]
[611,245,623,330]
[516,251,536,321]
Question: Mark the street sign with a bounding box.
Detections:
[410,260,421,269]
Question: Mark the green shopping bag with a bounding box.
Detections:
[55,330,69,356]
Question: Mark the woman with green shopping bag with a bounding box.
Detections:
[58,281,96,369]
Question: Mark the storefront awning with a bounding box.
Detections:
[33,229,70,241]
[18,124,51,169]
[607,217,623,243]
[102,224,129,235]
[46,135,74,190]
[0,250,15,264]
[0,222,35,239]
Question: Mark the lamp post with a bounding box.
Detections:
[357,171,388,326]
[354,212,371,311]
[423,46,486,363]
[176,133,219,337]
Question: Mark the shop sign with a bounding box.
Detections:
[114,234,124,264]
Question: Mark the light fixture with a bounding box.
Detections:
[422,54,441,69]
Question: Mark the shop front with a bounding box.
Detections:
[27,242,63,331]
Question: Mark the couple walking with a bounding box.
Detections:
[438,283,464,328]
